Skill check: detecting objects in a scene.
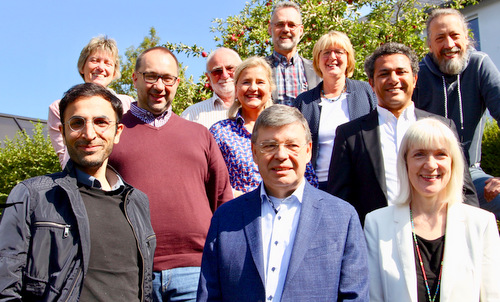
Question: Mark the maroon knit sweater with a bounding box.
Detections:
[109,113,233,271]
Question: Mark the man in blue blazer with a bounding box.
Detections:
[197,105,368,302]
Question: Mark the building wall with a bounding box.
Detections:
[462,0,500,69]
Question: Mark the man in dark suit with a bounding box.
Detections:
[197,105,368,302]
[327,42,478,225]
[266,1,321,105]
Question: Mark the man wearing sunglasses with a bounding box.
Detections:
[0,83,156,301]
[181,47,242,129]
[108,46,233,302]
[266,1,320,106]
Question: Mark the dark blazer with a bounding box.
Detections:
[294,79,377,169]
[266,54,321,102]
[197,182,369,302]
[326,108,479,225]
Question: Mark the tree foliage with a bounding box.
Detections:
[110,0,477,113]
[481,119,500,177]
[0,123,60,206]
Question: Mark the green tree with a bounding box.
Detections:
[481,119,500,177]
[0,123,60,207]
[111,0,477,113]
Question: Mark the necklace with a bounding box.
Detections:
[410,208,445,302]
[321,82,347,102]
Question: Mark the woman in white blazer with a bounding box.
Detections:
[364,118,500,302]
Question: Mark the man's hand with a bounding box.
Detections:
[484,177,500,201]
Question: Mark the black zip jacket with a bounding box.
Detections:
[0,160,156,301]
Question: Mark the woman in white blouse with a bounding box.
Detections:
[364,118,500,302]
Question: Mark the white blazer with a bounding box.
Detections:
[364,203,500,302]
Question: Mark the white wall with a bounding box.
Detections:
[462,0,500,69]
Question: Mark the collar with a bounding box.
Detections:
[130,102,172,123]
[377,102,415,122]
[235,110,245,125]
[272,50,299,65]
[75,167,125,191]
[259,179,306,206]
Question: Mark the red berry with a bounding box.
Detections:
[201,51,208,57]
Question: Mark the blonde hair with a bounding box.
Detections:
[228,57,275,119]
[394,118,465,206]
[312,31,355,78]
[77,35,121,82]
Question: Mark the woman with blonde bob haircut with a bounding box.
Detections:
[48,35,134,168]
[211,56,317,196]
[364,118,500,302]
[294,31,376,190]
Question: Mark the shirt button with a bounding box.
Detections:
[277,216,281,220]
[268,295,273,300]
[274,241,278,245]
[271,267,276,272]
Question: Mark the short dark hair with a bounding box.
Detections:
[364,42,419,80]
[252,105,311,144]
[135,46,179,75]
[59,83,123,125]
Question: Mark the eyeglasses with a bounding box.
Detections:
[258,141,306,156]
[65,116,115,133]
[141,72,178,86]
[209,66,236,77]
[273,21,302,31]
[321,49,347,57]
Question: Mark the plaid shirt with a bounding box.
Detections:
[270,51,309,106]
[129,102,172,128]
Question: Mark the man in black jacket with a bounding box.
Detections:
[0,83,156,301]
[327,43,478,225]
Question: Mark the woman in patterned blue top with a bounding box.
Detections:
[210,57,318,197]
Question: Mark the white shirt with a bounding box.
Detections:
[180,94,230,129]
[260,180,305,302]
[378,103,417,204]
[316,93,350,182]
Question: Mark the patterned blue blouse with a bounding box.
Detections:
[210,113,318,193]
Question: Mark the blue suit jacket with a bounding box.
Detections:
[294,79,377,169]
[197,182,369,302]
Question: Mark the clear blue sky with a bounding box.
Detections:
[0,0,250,120]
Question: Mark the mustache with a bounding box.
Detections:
[440,46,461,55]
[217,78,234,84]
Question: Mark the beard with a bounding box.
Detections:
[213,79,235,98]
[432,47,468,75]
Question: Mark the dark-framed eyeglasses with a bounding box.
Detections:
[272,21,302,31]
[209,66,236,77]
[65,116,116,133]
[141,72,178,86]
[258,141,306,156]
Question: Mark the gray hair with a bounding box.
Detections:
[205,47,242,72]
[271,1,302,24]
[252,105,311,144]
[394,118,465,206]
[426,8,470,47]
[364,42,419,80]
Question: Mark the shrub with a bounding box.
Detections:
[481,119,500,176]
[0,123,60,210]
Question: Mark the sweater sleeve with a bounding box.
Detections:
[205,133,233,212]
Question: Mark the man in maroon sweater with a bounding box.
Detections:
[108,46,233,302]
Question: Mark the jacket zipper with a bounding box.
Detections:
[34,221,71,238]
[63,268,82,302]
[123,189,146,302]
